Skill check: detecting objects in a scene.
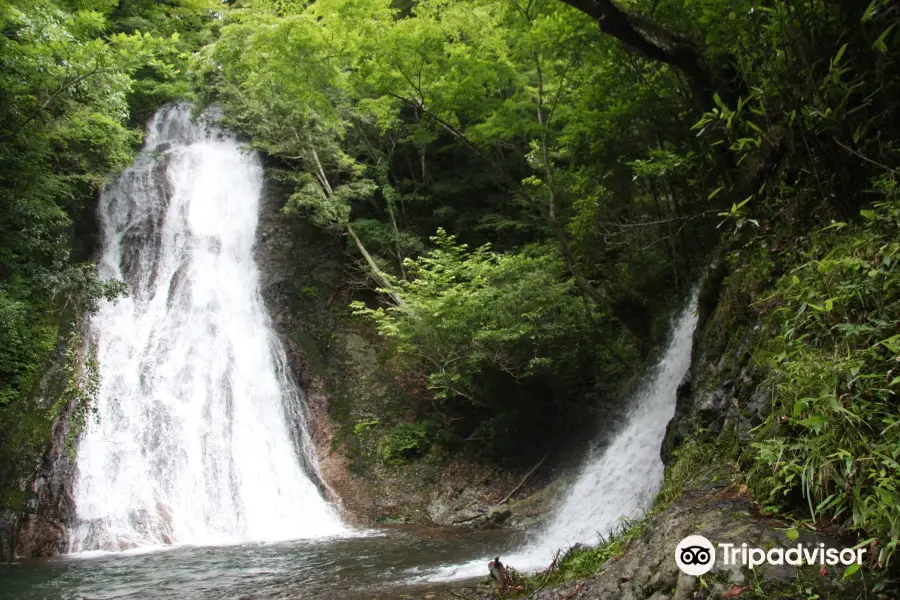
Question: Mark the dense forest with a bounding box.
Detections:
[1,0,898,582]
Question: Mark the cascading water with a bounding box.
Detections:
[534,291,698,551]
[423,292,699,580]
[70,104,346,552]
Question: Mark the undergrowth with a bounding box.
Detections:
[382,420,434,465]
[657,431,739,506]
[497,517,650,599]
[749,189,900,569]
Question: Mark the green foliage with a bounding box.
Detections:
[382,421,433,465]
[354,229,628,404]
[300,285,320,300]
[657,436,735,507]
[52,327,102,460]
[108,0,221,123]
[0,0,144,417]
[749,195,900,568]
[352,418,380,437]
[0,290,57,408]
[506,517,649,597]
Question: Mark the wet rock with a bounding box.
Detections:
[445,490,861,600]
[473,505,512,528]
[661,372,693,465]
[6,322,86,559]
[15,514,67,557]
[0,510,17,562]
[448,507,485,524]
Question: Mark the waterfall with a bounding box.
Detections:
[533,290,698,551]
[423,292,698,580]
[70,105,346,552]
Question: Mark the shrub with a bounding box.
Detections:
[749,194,900,568]
[382,421,433,465]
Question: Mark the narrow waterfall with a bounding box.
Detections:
[423,292,698,580]
[70,105,345,552]
[533,291,698,551]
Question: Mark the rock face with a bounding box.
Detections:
[14,363,84,558]
[253,175,558,528]
[662,262,768,466]
[0,329,86,561]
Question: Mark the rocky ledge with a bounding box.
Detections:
[433,481,862,600]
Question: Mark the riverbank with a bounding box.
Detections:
[435,469,864,600]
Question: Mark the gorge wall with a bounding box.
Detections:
[254,174,562,529]
[0,323,88,561]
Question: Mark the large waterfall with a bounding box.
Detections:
[424,292,698,580]
[70,105,345,552]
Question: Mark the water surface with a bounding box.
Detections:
[1,527,518,599]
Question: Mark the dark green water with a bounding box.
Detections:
[0,527,519,599]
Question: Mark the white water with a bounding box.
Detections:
[70,105,346,552]
[423,292,699,581]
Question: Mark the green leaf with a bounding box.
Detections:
[860,209,876,220]
[820,221,847,231]
[843,562,861,578]
[798,415,826,432]
[862,0,879,22]
[833,43,848,66]
[713,93,727,111]
[872,23,896,53]
[785,527,800,541]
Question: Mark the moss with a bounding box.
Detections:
[382,421,434,465]
[504,517,650,597]
[657,425,740,508]
[0,318,90,510]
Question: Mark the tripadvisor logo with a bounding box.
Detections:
[675,535,716,576]
[674,535,867,576]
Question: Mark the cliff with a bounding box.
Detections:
[254,175,563,530]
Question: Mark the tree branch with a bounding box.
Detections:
[556,0,715,109]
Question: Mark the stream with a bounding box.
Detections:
[0,528,522,599]
[0,105,698,599]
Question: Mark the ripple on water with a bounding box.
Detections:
[0,527,520,599]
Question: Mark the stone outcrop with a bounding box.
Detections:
[444,485,859,600]
[0,328,87,561]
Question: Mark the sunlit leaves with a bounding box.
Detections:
[353,229,601,403]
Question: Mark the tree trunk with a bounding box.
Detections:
[309,146,404,307]
[385,197,407,281]
[346,223,405,307]
[535,58,608,308]
[557,0,716,110]
[649,178,679,291]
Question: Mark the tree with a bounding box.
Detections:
[555,0,716,109]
